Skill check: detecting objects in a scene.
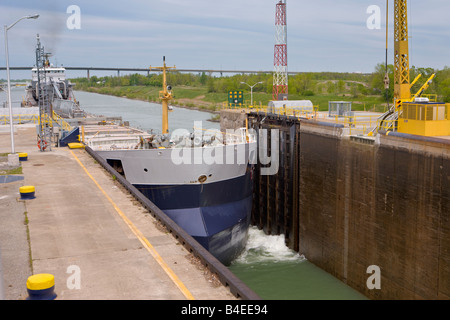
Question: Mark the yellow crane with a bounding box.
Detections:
[371,0,449,137]
[394,0,450,136]
[393,0,411,106]
[393,0,436,109]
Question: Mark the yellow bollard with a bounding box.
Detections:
[19,186,36,200]
[26,274,57,300]
[18,153,28,161]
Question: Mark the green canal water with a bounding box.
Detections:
[229,227,368,300]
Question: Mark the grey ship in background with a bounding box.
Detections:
[23,54,85,118]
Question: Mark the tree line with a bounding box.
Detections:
[72,64,450,102]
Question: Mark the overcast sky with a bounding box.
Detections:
[1,0,449,79]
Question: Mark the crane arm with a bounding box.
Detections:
[411,74,436,101]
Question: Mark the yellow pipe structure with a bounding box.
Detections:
[394,0,411,105]
[410,74,422,89]
[412,74,436,101]
[150,57,176,134]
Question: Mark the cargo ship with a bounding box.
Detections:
[87,58,256,265]
[23,49,85,118]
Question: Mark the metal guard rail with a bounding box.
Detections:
[0,114,39,124]
[84,146,261,300]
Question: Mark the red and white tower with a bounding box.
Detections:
[273,0,288,101]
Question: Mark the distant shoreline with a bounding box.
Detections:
[75,88,221,122]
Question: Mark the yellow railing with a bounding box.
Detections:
[52,111,72,131]
[1,112,72,132]
[422,94,438,102]
[222,103,450,136]
[0,114,40,124]
[400,103,450,121]
[398,103,450,136]
[39,113,54,127]
[377,119,397,132]
[223,103,320,119]
[320,114,385,136]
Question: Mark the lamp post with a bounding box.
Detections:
[4,14,39,155]
[240,81,263,107]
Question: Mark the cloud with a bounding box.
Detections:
[1,0,449,79]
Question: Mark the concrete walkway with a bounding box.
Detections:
[0,125,237,300]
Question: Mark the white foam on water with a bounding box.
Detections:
[234,226,306,265]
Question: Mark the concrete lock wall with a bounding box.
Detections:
[297,123,450,300]
[229,110,450,300]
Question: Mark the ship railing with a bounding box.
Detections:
[83,128,150,150]
[193,126,254,145]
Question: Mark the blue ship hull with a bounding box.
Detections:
[135,168,253,265]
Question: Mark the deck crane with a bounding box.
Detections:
[149,56,176,135]
[370,0,439,136]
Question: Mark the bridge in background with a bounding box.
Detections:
[0,66,371,80]
[0,66,284,79]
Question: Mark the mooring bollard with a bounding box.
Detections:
[19,186,36,200]
[26,274,57,300]
[18,153,28,161]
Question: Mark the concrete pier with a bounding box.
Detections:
[0,125,239,300]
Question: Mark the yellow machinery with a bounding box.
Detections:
[393,0,411,104]
[150,57,176,134]
[393,0,450,136]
